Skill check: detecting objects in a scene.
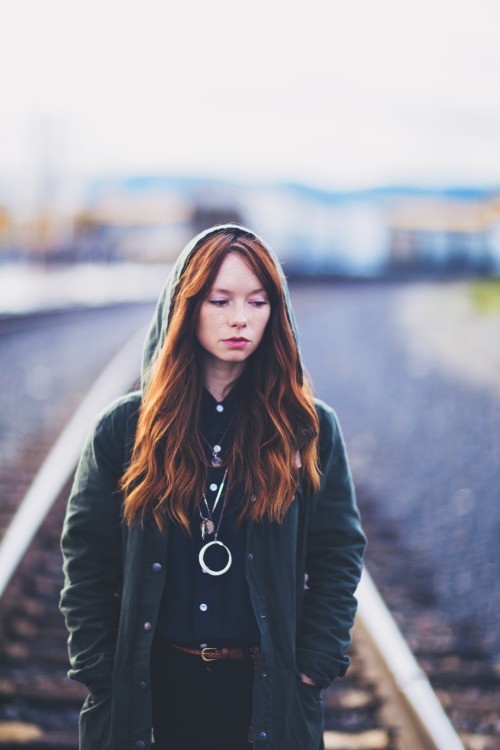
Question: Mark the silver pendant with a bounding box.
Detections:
[199,540,232,576]
[200,519,215,539]
[212,456,222,467]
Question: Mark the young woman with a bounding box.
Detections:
[60,224,366,750]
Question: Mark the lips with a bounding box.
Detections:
[222,337,250,349]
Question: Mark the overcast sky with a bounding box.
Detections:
[1,0,500,193]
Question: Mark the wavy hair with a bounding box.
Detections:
[121,227,321,531]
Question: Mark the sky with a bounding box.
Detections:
[1,0,500,197]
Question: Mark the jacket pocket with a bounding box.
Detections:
[79,689,113,750]
[297,678,323,707]
[289,677,325,749]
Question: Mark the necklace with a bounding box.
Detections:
[200,431,226,467]
[211,444,222,467]
[198,469,232,576]
[199,416,233,468]
[199,539,232,576]
[199,469,227,538]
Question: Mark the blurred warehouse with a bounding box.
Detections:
[1,176,500,277]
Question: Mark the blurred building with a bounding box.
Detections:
[73,189,194,262]
[2,173,500,277]
[0,205,12,258]
[189,184,246,234]
[388,196,499,275]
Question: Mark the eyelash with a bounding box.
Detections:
[208,300,268,308]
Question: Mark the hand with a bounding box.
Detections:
[299,673,318,686]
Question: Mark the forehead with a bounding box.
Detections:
[211,252,264,290]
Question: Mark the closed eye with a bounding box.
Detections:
[209,299,228,307]
[250,300,268,308]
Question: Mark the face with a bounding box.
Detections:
[196,252,271,374]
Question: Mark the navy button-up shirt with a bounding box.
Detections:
[156,388,260,647]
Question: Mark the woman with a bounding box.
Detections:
[60,224,366,750]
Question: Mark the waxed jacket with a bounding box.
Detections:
[60,225,366,750]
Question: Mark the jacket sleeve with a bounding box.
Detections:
[59,403,127,694]
[296,402,366,688]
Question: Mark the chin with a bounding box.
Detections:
[220,350,253,364]
[224,353,250,363]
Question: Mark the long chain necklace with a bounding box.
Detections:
[199,468,227,538]
[198,468,232,576]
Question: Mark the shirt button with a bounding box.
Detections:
[210,483,218,491]
[260,671,268,678]
[143,621,152,631]
[259,731,268,740]
[135,742,146,749]
[216,404,224,412]
[199,603,208,612]
[138,681,148,690]
[151,562,162,573]
[260,613,266,619]
[247,553,254,561]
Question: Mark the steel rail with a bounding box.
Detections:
[0,326,147,600]
[354,569,465,750]
[0,328,465,749]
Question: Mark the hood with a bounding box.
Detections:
[141,223,301,391]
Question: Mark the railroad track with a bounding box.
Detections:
[0,485,450,750]
[0,332,496,749]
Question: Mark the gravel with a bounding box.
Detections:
[290,279,500,660]
[0,304,153,466]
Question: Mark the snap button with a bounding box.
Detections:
[260,671,268,678]
[259,730,268,740]
[247,553,254,561]
[138,681,148,691]
[143,621,152,632]
[135,741,146,749]
[151,562,162,573]
[210,483,218,491]
[199,603,208,612]
[216,404,224,412]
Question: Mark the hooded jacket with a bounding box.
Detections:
[60,224,366,750]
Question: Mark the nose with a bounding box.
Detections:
[229,303,247,328]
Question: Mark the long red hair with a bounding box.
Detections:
[121,227,321,531]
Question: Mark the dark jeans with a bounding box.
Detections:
[151,638,254,750]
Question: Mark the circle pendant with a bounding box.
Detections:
[212,456,222,467]
[199,540,232,576]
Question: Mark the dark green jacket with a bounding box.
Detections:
[60,225,366,750]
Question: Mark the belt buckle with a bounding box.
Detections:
[201,647,219,662]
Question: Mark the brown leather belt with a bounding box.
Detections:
[170,643,260,664]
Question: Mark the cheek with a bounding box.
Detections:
[196,306,219,347]
[195,310,209,345]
